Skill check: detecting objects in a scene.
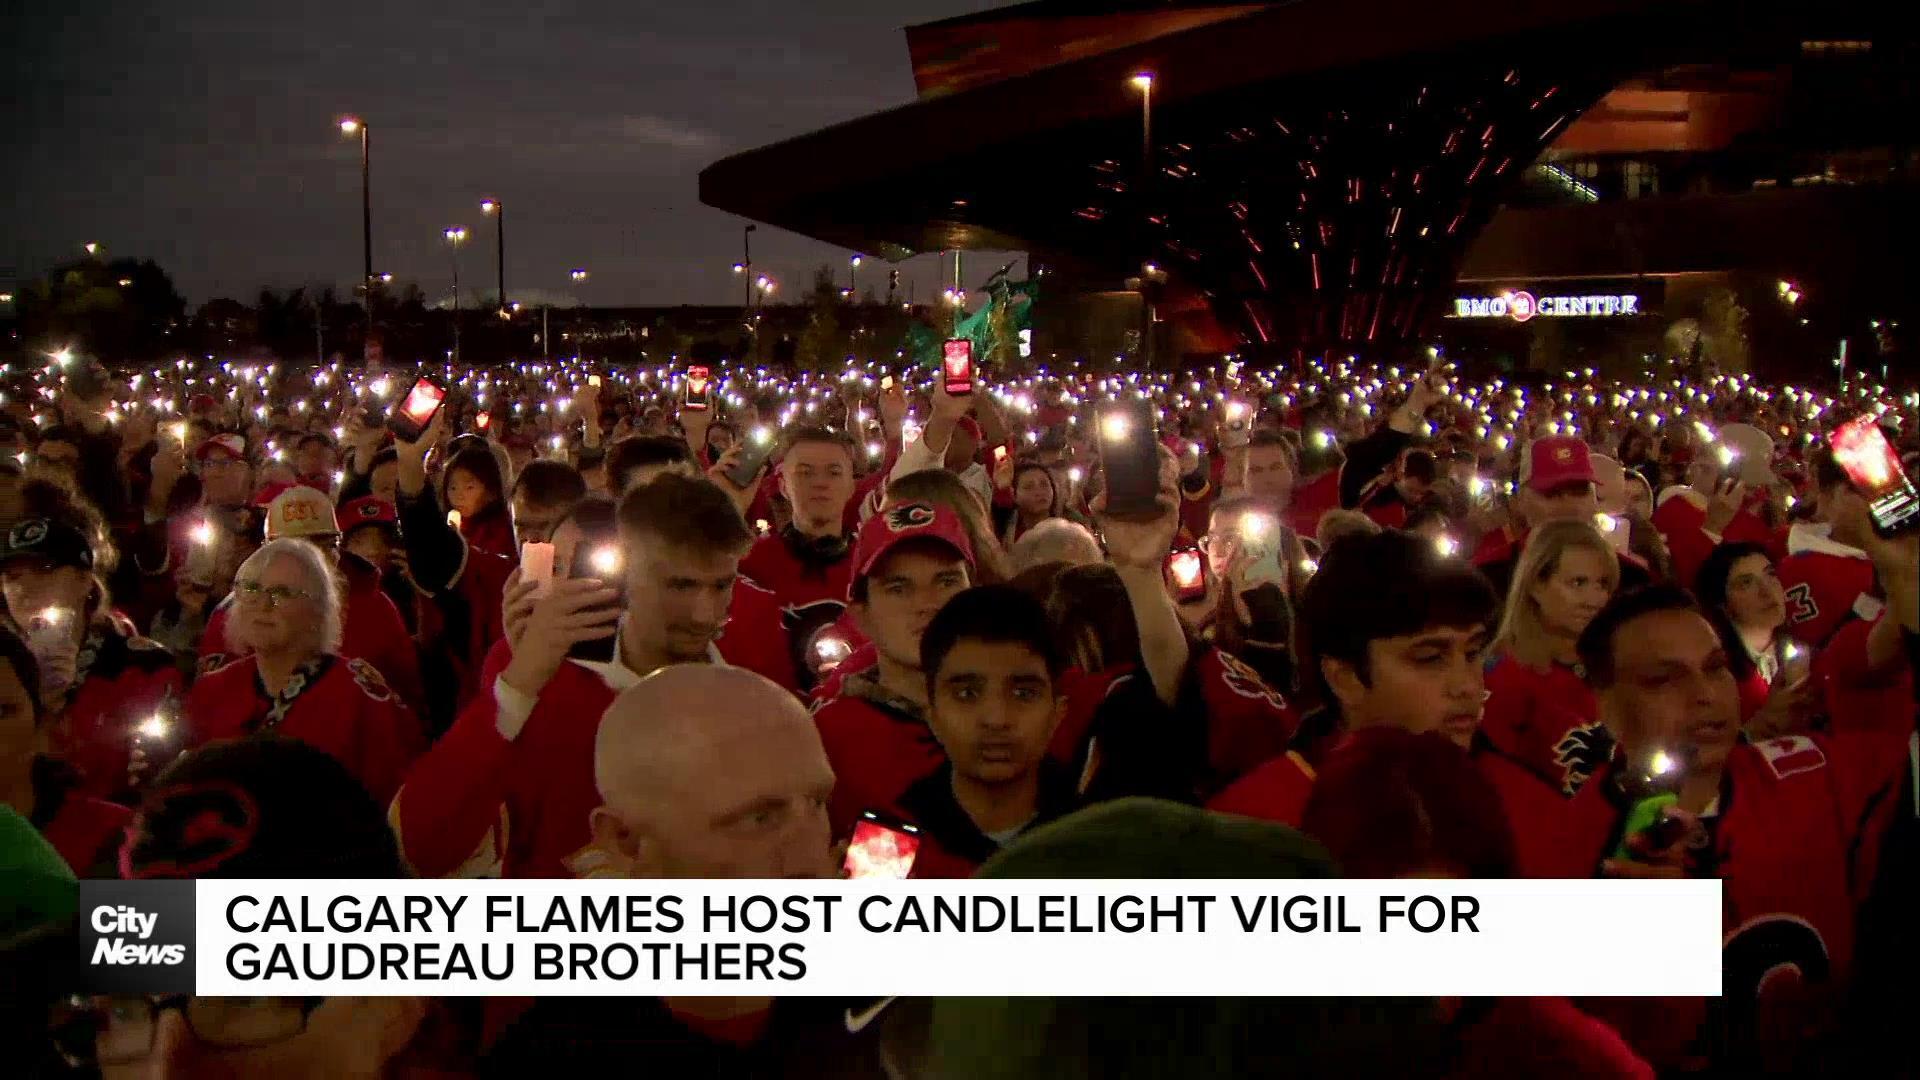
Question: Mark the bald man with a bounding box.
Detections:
[585,665,838,879]
[485,667,872,1077]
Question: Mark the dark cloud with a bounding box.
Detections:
[3,0,1006,306]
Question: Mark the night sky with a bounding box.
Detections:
[4,1,1006,308]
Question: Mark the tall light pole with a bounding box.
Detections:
[480,198,505,313]
[568,269,589,360]
[742,224,757,313]
[444,226,468,362]
[338,118,372,310]
[1128,73,1156,369]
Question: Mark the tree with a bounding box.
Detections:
[14,257,187,362]
[793,264,851,373]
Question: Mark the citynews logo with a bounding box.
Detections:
[79,881,197,994]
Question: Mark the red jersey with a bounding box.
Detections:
[198,565,426,720]
[1651,488,1775,590]
[392,644,617,879]
[47,623,184,801]
[1776,524,1880,649]
[812,672,944,837]
[1193,647,1301,792]
[1474,746,1615,879]
[1481,655,1603,796]
[1812,614,1912,734]
[1586,731,1910,1072]
[739,531,853,612]
[185,654,420,805]
[1472,524,1523,568]
[1204,750,1316,826]
[393,615,780,879]
[1285,469,1340,540]
[714,576,805,695]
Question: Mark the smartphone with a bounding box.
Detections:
[726,425,776,488]
[1714,442,1743,485]
[566,540,624,662]
[1099,399,1160,516]
[476,411,492,432]
[684,366,712,411]
[1608,746,1688,861]
[843,811,921,880]
[992,445,1009,469]
[1164,547,1209,603]
[520,541,555,597]
[388,378,446,442]
[942,339,973,397]
[1594,512,1630,553]
[587,374,601,388]
[1829,414,1920,536]
[1222,402,1251,450]
[880,375,895,393]
[1236,513,1289,590]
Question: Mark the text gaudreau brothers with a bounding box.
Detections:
[222,891,1483,983]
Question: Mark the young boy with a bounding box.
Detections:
[1208,529,1498,824]
[811,503,974,834]
[895,585,1076,878]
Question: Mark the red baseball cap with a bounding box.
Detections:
[852,502,976,580]
[1522,436,1595,493]
[337,496,400,534]
[194,433,247,463]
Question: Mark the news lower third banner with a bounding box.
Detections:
[79,879,1723,997]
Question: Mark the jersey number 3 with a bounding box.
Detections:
[1785,583,1819,624]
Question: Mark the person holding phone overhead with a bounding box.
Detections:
[393,474,791,879]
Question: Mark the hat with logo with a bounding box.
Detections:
[851,502,975,580]
[121,736,402,880]
[2,518,95,571]
[1521,436,1595,494]
[193,433,247,464]
[337,496,400,535]
[264,485,339,540]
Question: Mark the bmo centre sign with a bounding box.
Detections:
[1450,290,1642,322]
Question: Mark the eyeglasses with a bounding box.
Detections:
[233,578,315,609]
[50,995,321,1066]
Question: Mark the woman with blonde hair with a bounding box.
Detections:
[1481,519,1620,795]
[182,539,419,803]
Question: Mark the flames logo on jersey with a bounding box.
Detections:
[884,504,937,532]
[348,657,394,703]
[1552,721,1615,797]
[1213,651,1290,713]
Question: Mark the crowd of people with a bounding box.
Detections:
[3,345,1919,1077]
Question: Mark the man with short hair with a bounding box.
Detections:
[508,459,589,546]
[812,502,974,835]
[1208,529,1497,825]
[1572,584,1913,1074]
[897,585,1075,878]
[1475,436,1649,597]
[393,474,783,878]
[605,434,696,494]
[739,427,859,685]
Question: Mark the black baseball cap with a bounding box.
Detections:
[2,518,95,572]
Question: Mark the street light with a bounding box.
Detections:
[337,116,372,302]
[570,268,589,282]
[443,226,468,362]
[481,198,506,312]
[84,242,101,257]
[1128,74,1157,369]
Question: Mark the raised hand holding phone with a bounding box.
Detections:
[500,578,623,699]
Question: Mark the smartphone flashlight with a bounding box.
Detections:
[1434,534,1459,557]
[189,520,215,546]
[588,375,601,388]
[1100,413,1132,442]
[447,510,463,530]
[588,545,623,578]
[1168,549,1205,590]
[138,714,170,740]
